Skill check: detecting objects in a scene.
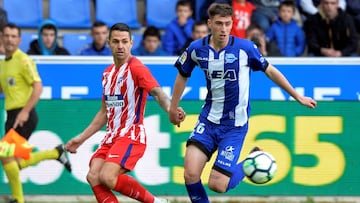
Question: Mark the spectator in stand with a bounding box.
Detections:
[27,19,70,55]
[299,0,346,19]
[178,20,209,54]
[304,0,358,56]
[249,0,282,32]
[132,26,168,56]
[246,23,282,56]
[79,21,111,56]
[266,0,306,56]
[345,0,360,34]
[230,0,256,39]
[0,8,7,54]
[163,0,195,55]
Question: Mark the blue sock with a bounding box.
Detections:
[185,180,210,203]
[227,161,245,191]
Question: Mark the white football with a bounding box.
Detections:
[242,151,277,184]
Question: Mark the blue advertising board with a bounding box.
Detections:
[33,56,360,101]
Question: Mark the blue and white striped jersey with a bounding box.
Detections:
[175,35,269,127]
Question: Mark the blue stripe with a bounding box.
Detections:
[121,144,133,167]
[135,88,143,123]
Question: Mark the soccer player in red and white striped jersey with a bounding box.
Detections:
[66,23,185,203]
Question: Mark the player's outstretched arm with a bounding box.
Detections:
[150,86,186,127]
[65,102,107,153]
[265,64,317,109]
[169,74,188,127]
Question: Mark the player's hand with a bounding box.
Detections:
[65,137,83,154]
[298,96,317,109]
[169,107,186,127]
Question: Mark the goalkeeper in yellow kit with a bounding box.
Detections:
[0,23,72,203]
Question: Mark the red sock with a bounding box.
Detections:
[92,184,119,203]
[113,174,154,203]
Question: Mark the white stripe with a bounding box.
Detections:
[207,50,225,124]
[120,64,136,137]
[115,63,126,137]
[105,66,116,143]
[235,49,250,126]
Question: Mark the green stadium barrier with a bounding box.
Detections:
[0,100,359,196]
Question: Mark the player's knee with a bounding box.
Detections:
[86,171,98,186]
[99,169,117,189]
[184,169,201,183]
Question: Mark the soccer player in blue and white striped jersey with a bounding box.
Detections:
[169,2,317,203]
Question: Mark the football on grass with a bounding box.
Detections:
[242,151,277,184]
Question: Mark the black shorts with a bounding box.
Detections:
[5,108,38,140]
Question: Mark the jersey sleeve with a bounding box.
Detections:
[174,43,197,78]
[132,64,159,92]
[21,58,41,85]
[247,42,269,72]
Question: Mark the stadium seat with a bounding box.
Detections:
[62,33,92,55]
[95,0,141,29]
[195,0,206,20]
[20,33,38,53]
[3,0,43,28]
[49,0,92,28]
[146,0,177,29]
[132,32,143,50]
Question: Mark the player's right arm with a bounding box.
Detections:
[169,73,188,126]
[65,101,107,153]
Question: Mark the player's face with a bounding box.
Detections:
[208,15,232,44]
[108,30,133,61]
[92,25,108,47]
[41,28,56,49]
[2,27,21,54]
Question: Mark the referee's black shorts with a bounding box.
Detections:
[5,108,38,140]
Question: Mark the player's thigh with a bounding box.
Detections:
[209,126,247,187]
[184,145,208,183]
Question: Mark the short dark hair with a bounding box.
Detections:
[176,0,192,11]
[109,23,131,39]
[279,0,296,12]
[92,21,107,28]
[41,23,56,33]
[207,3,233,19]
[245,23,264,35]
[2,22,21,36]
[192,20,208,32]
[142,26,161,40]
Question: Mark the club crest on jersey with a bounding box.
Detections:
[225,53,237,64]
[117,76,124,84]
[179,51,187,65]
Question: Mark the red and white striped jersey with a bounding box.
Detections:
[101,57,159,145]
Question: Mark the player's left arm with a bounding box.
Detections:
[265,64,317,108]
